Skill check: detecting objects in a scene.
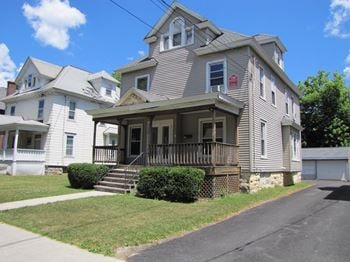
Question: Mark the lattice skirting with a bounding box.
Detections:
[199,173,240,198]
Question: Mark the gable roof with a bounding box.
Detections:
[302,147,350,160]
[87,70,119,84]
[145,2,206,39]
[3,59,119,105]
[16,57,62,83]
[254,34,287,52]
[117,88,170,106]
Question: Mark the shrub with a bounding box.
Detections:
[137,167,205,202]
[67,163,109,189]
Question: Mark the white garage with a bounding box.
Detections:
[302,148,350,181]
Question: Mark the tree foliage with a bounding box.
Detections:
[111,70,121,82]
[298,71,350,147]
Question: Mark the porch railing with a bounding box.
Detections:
[0,149,46,162]
[93,146,121,165]
[148,142,239,166]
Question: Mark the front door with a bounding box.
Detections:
[152,120,173,145]
[128,124,143,157]
[152,120,173,160]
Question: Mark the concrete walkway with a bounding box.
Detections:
[0,223,122,262]
[0,191,114,211]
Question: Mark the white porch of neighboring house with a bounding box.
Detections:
[0,115,48,176]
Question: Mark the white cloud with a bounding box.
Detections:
[23,0,86,50]
[138,50,146,57]
[0,43,17,87]
[325,0,350,38]
[127,56,134,61]
[344,66,350,79]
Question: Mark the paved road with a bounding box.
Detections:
[0,223,121,262]
[129,181,350,262]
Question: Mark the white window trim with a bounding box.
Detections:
[271,74,277,107]
[68,100,77,120]
[128,124,143,157]
[259,66,266,100]
[160,17,194,52]
[260,120,267,159]
[65,133,76,157]
[198,116,227,143]
[206,59,228,94]
[152,119,174,144]
[291,130,300,161]
[135,74,150,92]
[285,90,290,116]
[37,99,45,120]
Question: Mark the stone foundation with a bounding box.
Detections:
[45,167,64,176]
[240,171,300,193]
[284,172,302,186]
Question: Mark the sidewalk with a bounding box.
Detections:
[0,223,122,262]
[0,191,114,211]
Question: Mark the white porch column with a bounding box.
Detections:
[12,128,19,176]
[3,130,9,159]
[13,128,19,161]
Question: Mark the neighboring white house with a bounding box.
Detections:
[0,57,120,175]
[302,147,350,181]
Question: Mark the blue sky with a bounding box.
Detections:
[1,0,350,87]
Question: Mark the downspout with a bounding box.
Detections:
[61,95,67,166]
[248,47,256,173]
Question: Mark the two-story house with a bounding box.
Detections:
[88,3,302,196]
[0,57,119,176]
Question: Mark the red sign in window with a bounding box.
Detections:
[229,75,238,89]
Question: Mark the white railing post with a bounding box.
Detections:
[3,130,8,160]
[13,129,19,162]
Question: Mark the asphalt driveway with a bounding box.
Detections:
[129,181,350,262]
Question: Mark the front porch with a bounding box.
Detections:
[90,92,243,168]
[0,115,48,176]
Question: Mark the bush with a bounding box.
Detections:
[67,163,109,189]
[137,167,205,202]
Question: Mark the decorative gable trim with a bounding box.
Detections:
[144,2,207,39]
[117,88,148,106]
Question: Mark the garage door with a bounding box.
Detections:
[317,160,348,181]
[302,160,316,179]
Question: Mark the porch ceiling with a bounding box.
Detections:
[0,115,49,132]
[88,92,244,122]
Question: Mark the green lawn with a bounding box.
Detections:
[0,175,88,203]
[0,182,310,257]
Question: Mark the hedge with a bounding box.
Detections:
[67,163,109,189]
[137,166,205,202]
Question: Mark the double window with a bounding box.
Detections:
[260,121,267,158]
[259,66,265,98]
[37,100,44,120]
[68,101,76,120]
[271,75,277,106]
[65,134,75,156]
[135,74,150,92]
[160,17,194,51]
[207,59,227,93]
[26,74,36,88]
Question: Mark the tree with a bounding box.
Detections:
[298,71,350,147]
[111,70,121,83]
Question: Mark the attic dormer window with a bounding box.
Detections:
[160,17,194,51]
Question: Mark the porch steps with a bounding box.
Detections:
[94,168,139,194]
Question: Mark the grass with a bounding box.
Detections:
[0,182,310,257]
[0,175,89,203]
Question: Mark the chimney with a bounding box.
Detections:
[7,81,17,96]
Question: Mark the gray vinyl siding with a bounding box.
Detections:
[250,49,301,172]
[120,8,300,172]
[260,43,276,63]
